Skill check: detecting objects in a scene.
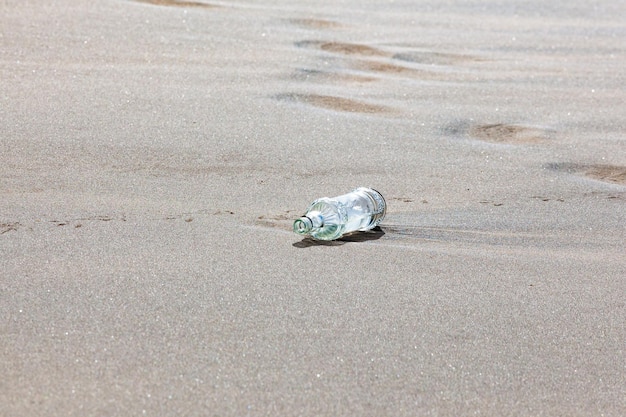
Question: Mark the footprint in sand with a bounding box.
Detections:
[547,163,626,186]
[469,123,553,144]
[131,0,219,8]
[288,19,343,30]
[275,93,392,114]
[257,211,299,229]
[296,41,481,65]
[352,60,447,79]
[390,197,415,203]
[292,68,377,84]
[1,222,21,235]
[446,121,554,145]
[295,40,388,57]
[295,40,474,81]
[392,51,484,66]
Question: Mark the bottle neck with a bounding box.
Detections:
[293,212,325,235]
[293,216,313,235]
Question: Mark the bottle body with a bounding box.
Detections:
[293,187,386,240]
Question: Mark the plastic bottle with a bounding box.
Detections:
[293,187,386,240]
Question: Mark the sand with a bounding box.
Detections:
[1,0,625,415]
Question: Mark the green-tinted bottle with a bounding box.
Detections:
[293,187,386,241]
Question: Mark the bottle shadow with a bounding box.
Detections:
[292,227,385,248]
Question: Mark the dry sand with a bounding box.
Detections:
[1,0,625,415]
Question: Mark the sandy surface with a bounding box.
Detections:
[1,0,625,415]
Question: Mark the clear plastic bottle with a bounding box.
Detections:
[293,187,386,240]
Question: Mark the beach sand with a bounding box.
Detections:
[1,0,625,415]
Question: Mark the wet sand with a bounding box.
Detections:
[1,0,625,415]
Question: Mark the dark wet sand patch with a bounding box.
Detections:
[288,18,343,29]
[276,93,391,113]
[296,40,387,57]
[132,0,219,8]
[468,123,552,144]
[548,163,626,185]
